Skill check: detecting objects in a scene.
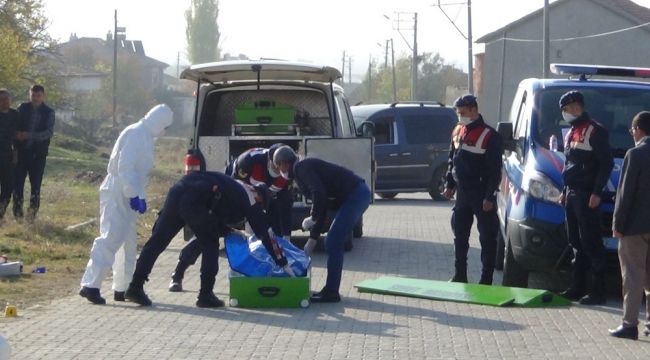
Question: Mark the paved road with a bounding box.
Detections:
[1,193,648,359]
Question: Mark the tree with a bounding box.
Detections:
[0,0,61,102]
[185,0,220,63]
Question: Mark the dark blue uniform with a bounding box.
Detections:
[12,102,54,218]
[293,158,371,294]
[562,113,613,298]
[445,115,503,283]
[132,171,286,298]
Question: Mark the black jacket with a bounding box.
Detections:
[562,113,613,196]
[15,102,55,155]
[293,158,363,239]
[0,109,19,154]
[446,116,503,202]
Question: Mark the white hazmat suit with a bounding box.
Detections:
[80,104,173,294]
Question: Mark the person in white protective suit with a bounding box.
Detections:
[79,104,173,305]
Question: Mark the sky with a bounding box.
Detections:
[43,0,650,81]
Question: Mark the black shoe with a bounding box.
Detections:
[449,273,468,283]
[13,206,23,219]
[114,291,125,302]
[608,325,638,340]
[309,290,341,303]
[559,287,586,301]
[196,293,225,308]
[643,325,650,337]
[578,293,606,305]
[168,280,183,292]
[79,286,106,305]
[125,285,152,306]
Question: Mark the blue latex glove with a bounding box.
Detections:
[138,198,147,214]
[129,196,141,212]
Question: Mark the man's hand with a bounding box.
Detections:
[588,194,601,209]
[482,199,495,212]
[303,237,318,257]
[613,230,624,239]
[442,187,455,200]
[15,131,29,141]
[558,193,566,207]
[302,216,316,231]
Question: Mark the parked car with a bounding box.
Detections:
[351,102,457,200]
[180,60,374,240]
[496,63,648,288]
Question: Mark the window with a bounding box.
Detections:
[373,117,395,145]
[403,113,455,144]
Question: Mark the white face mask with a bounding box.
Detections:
[562,111,578,123]
[459,116,472,126]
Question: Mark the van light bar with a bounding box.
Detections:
[551,63,650,78]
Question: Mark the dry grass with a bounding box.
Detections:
[0,136,189,309]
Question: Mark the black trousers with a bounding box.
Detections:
[133,183,220,293]
[565,189,606,277]
[451,187,498,273]
[0,153,13,206]
[12,149,47,210]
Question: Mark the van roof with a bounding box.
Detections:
[180,59,342,83]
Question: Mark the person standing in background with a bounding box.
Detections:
[0,89,19,220]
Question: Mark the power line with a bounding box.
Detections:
[485,21,650,45]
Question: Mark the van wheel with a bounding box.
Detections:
[428,167,448,201]
[353,217,363,238]
[502,238,529,288]
[495,228,505,271]
[378,192,398,199]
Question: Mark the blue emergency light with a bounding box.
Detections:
[551,63,650,78]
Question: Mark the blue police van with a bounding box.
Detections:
[496,64,650,288]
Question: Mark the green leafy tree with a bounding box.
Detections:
[185,0,220,63]
[0,0,61,103]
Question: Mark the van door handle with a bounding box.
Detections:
[389,153,399,157]
[401,152,411,156]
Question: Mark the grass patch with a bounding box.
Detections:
[0,136,189,309]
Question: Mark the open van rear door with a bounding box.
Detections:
[305,138,375,201]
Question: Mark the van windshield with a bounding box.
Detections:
[537,87,649,157]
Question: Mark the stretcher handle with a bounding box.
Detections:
[258,286,280,297]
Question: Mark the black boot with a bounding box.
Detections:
[310,289,341,303]
[196,291,225,308]
[449,263,468,283]
[579,275,606,305]
[12,197,23,219]
[0,200,8,219]
[125,275,152,306]
[169,260,190,292]
[560,270,587,301]
[478,270,493,285]
[608,325,638,340]
[114,291,125,302]
[79,286,106,305]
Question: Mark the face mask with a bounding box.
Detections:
[562,111,578,123]
[459,116,472,126]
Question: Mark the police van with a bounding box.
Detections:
[180,60,374,240]
[496,64,650,288]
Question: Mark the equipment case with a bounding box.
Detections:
[233,100,296,135]
[229,270,311,308]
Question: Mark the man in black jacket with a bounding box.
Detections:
[443,95,503,285]
[0,89,19,219]
[13,85,55,222]
[558,90,613,305]
[608,111,650,340]
[125,171,288,308]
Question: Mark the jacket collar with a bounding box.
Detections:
[465,115,485,130]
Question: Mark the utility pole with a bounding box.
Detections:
[412,12,418,100]
[341,50,346,83]
[176,52,180,79]
[368,57,372,102]
[348,56,352,85]
[384,39,389,68]
[391,38,397,102]
[467,0,473,94]
[112,10,126,129]
[543,0,550,77]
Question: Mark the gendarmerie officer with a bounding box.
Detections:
[125,171,288,308]
[558,90,613,305]
[443,94,503,285]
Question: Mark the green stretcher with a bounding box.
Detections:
[355,276,571,307]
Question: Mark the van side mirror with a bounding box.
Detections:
[497,122,516,152]
[357,121,375,137]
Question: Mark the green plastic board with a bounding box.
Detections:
[355,276,571,307]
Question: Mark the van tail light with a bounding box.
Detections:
[184,153,201,175]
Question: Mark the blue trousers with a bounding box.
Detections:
[323,182,371,293]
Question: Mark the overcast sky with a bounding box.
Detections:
[43,0,650,81]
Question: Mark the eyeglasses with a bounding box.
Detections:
[629,127,638,135]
